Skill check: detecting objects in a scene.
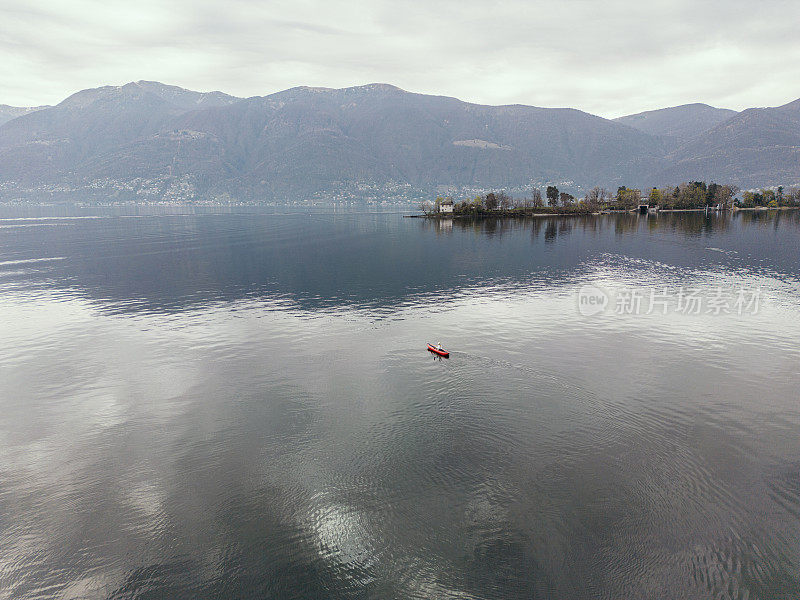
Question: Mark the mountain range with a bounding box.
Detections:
[613,104,737,147]
[0,104,50,127]
[0,81,798,203]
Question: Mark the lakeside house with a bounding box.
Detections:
[439,198,454,213]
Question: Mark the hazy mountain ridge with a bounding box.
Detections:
[0,104,50,127]
[170,84,666,198]
[0,82,797,202]
[647,98,800,187]
[614,103,737,146]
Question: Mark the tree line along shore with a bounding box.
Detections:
[418,182,800,217]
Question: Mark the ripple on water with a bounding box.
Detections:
[1,210,800,599]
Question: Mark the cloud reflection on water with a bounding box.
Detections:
[0,209,799,599]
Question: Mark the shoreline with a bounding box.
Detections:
[405,212,601,219]
[733,206,800,211]
[408,206,800,219]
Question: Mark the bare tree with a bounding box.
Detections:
[497,190,512,210]
[714,184,739,209]
[531,188,543,208]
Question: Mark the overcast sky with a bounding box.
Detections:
[2,0,799,117]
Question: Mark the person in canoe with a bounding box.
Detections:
[428,342,449,358]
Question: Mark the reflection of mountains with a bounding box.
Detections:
[7,211,799,314]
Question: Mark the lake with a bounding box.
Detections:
[0,207,798,599]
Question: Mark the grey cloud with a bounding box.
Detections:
[0,0,799,116]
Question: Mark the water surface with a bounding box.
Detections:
[1,207,799,599]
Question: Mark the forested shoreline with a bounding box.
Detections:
[420,182,800,217]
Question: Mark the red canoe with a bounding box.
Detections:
[427,343,449,358]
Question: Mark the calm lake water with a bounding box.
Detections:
[0,207,799,600]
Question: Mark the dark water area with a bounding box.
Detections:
[0,207,798,599]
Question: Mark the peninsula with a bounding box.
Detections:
[418,182,800,218]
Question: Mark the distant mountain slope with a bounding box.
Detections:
[615,103,737,145]
[0,104,49,127]
[0,83,195,185]
[1,81,798,202]
[0,81,666,200]
[648,98,800,188]
[171,83,666,197]
[127,80,241,109]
